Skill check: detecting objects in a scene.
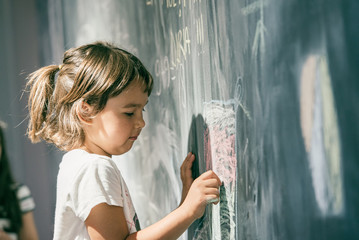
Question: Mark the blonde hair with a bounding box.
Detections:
[26,41,153,151]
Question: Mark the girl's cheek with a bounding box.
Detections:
[119,119,132,129]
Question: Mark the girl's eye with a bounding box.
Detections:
[125,112,134,117]
[142,108,146,112]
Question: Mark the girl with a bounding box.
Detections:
[0,121,39,240]
[26,42,221,240]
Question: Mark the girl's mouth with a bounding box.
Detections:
[129,136,138,140]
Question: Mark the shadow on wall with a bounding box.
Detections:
[187,114,209,240]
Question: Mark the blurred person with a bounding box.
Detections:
[0,121,38,240]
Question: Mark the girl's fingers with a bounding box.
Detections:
[186,152,193,160]
[185,152,195,164]
[202,178,221,188]
[181,153,195,178]
[181,153,195,169]
[199,171,222,186]
[181,153,196,191]
[199,174,221,205]
[204,187,220,196]
[188,153,195,164]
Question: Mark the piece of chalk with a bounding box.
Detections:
[207,197,219,204]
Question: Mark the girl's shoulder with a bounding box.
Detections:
[59,149,121,180]
[62,149,115,167]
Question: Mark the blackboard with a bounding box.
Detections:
[42,0,359,239]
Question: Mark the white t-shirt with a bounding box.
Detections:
[53,149,140,240]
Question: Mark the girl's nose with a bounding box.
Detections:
[137,114,145,129]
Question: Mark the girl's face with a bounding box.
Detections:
[82,80,148,157]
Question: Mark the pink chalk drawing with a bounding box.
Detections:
[204,126,237,189]
[199,101,237,239]
[204,101,237,190]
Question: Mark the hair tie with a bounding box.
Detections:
[59,64,63,70]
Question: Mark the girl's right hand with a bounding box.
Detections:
[181,170,222,220]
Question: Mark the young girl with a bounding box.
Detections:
[0,121,39,240]
[26,42,221,239]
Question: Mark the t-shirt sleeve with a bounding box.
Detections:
[16,184,35,214]
[70,159,124,221]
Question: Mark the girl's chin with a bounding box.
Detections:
[112,143,134,156]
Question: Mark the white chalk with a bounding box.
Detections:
[207,197,219,204]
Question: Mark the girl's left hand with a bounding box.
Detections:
[179,152,196,205]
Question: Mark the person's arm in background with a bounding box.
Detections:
[0,230,12,240]
[19,211,38,240]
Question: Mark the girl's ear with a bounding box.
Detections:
[77,100,94,124]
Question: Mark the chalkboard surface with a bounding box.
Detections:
[44,0,359,239]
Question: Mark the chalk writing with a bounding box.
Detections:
[170,26,191,67]
[241,0,268,64]
[166,0,177,8]
[162,0,202,9]
[177,63,187,108]
[154,56,171,96]
[196,13,204,45]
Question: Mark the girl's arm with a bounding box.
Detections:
[127,204,193,239]
[85,169,221,240]
[86,203,130,240]
[19,212,39,240]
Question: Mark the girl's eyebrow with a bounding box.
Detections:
[123,101,148,108]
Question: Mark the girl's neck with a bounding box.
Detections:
[77,145,112,158]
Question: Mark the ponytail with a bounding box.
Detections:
[26,65,59,143]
